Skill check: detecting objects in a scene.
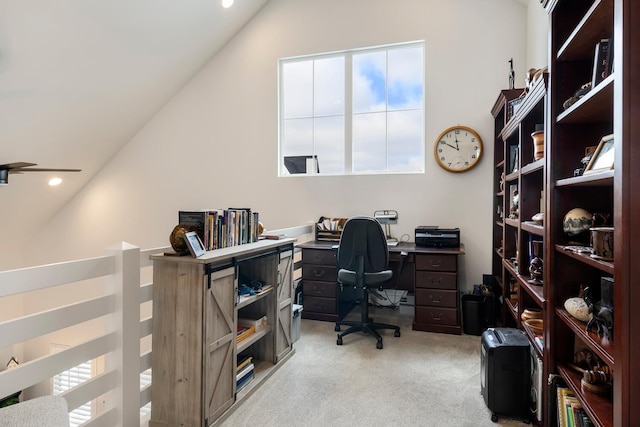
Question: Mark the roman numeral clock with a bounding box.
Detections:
[434,125,483,172]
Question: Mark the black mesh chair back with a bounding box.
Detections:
[337,216,390,286]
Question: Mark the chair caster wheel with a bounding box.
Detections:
[491,413,498,422]
[376,341,383,349]
[335,324,340,332]
[394,330,400,337]
[337,337,343,345]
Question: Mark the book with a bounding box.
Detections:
[236,368,254,392]
[236,325,255,343]
[236,362,254,381]
[592,39,610,87]
[236,354,253,372]
[557,386,576,427]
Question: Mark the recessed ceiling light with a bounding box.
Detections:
[49,177,63,186]
[222,0,234,8]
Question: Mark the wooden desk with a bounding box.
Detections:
[296,241,465,335]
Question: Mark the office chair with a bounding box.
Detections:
[334,216,401,349]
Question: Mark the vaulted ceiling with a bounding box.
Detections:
[1,0,268,250]
[1,0,533,261]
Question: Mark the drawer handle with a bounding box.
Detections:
[431,261,442,267]
[429,295,441,303]
[432,313,443,321]
[430,278,441,284]
[313,270,325,278]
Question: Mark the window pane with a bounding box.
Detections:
[353,112,386,173]
[283,61,313,119]
[282,118,313,175]
[353,51,386,114]
[314,116,345,174]
[388,110,424,172]
[314,57,345,117]
[282,118,313,156]
[388,47,423,111]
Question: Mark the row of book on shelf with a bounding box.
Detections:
[556,383,592,427]
[179,208,260,251]
[236,354,254,393]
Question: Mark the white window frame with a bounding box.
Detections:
[278,40,425,177]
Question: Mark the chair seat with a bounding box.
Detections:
[337,269,392,286]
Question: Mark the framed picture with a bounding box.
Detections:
[509,144,519,173]
[184,231,206,257]
[584,134,614,174]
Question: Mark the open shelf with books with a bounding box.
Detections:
[150,239,295,427]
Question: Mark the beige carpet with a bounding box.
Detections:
[219,305,530,427]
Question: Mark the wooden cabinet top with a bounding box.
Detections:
[150,238,296,265]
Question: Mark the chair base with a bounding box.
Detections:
[335,318,400,349]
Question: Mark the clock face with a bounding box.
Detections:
[434,125,483,172]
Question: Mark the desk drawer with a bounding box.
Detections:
[415,254,457,272]
[415,306,458,325]
[302,249,336,265]
[415,289,457,308]
[303,296,336,314]
[415,271,457,290]
[302,265,336,282]
[302,280,337,298]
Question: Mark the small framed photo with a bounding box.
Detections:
[584,134,614,175]
[184,231,206,257]
[509,144,519,173]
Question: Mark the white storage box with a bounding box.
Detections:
[292,304,303,342]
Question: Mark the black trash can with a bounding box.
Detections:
[461,294,495,335]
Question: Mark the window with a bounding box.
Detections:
[51,345,93,427]
[279,41,424,176]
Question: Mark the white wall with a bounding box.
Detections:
[527,0,549,70]
[26,0,543,294]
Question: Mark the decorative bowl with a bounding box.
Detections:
[521,308,543,322]
[524,318,543,335]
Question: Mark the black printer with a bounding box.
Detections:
[415,226,460,248]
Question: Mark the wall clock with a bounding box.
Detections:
[434,125,483,173]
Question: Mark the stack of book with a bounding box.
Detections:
[236,354,254,392]
[236,325,255,344]
[178,208,260,251]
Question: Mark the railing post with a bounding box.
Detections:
[105,242,141,426]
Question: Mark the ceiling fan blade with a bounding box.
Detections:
[14,168,82,173]
[0,162,37,170]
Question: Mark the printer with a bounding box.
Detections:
[415,226,460,248]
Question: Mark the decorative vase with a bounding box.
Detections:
[590,227,614,261]
[531,130,544,161]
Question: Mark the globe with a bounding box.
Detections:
[563,208,592,242]
[170,224,193,254]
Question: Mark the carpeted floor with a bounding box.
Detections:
[218,304,531,427]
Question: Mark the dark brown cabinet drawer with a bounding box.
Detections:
[415,289,457,308]
[415,271,457,290]
[302,280,337,298]
[302,249,336,265]
[415,306,458,325]
[302,265,336,282]
[415,254,457,272]
[303,296,336,314]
